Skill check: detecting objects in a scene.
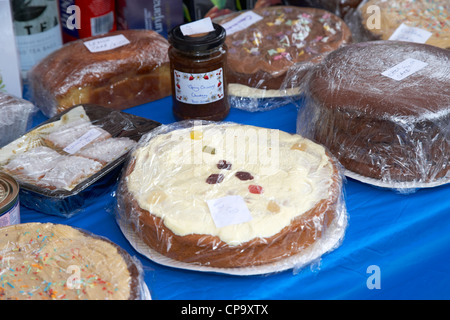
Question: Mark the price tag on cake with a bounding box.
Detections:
[207,195,252,229]
[381,58,428,81]
[389,23,432,44]
[83,34,130,53]
[63,128,103,154]
[180,18,215,36]
[221,11,263,36]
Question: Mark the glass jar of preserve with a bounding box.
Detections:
[168,23,230,121]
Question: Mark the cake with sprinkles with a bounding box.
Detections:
[358,0,449,49]
[117,122,344,268]
[215,6,352,99]
[0,223,143,300]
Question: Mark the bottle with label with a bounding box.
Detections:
[11,0,63,80]
[59,0,116,43]
[168,23,230,121]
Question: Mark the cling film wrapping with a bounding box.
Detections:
[0,222,149,300]
[28,29,171,117]
[0,104,160,217]
[344,0,450,49]
[116,121,348,274]
[213,5,352,112]
[292,40,449,192]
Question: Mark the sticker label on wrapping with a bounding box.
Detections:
[63,128,103,154]
[207,195,252,228]
[174,68,224,105]
[83,34,130,53]
[180,17,215,36]
[388,23,432,44]
[381,58,428,81]
[221,11,263,36]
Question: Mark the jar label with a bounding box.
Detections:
[174,68,224,105]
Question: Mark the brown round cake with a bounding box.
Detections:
[298,41,450,184]
[356,0,449,49]
[117,122,344,269]
[29,29,171,117]
[0,223,144,300]
[215,6,352,99]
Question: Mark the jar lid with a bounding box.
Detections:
[168,23,226,52]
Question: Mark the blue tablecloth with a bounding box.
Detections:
[21,96,450,300]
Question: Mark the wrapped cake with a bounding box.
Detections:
[347,0,449,49]
[0,105,160,217]
[0,92,37,148]
[0,223,148,300]
[116,121,347,274]
[296,41,450,191]
[29,30,172,117]
[215,5,352,111]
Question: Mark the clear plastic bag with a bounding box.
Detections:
[0,222,149,300]
[28,30,172,117]
[116,120,348,274]
[294,40,450,192]
[0,104,160,217]
[213,5,352,112]
[0,92,37,148]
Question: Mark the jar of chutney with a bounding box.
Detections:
[168,23,230,121]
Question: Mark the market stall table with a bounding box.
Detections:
[20,96,450,300]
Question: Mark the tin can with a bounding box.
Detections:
[0,173,20,227]
[59,0,116,43]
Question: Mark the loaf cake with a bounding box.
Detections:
[357,0,449,49]
[216,6,352,100]
[0,223,143,300]
[117,122,344,268]
[298,41,450,185]
[29,30,172,117]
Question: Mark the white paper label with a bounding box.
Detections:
[174,68,224,105]
[221,11,263,35]
[63,128,103,154]
[83,34,130,53]
[180,17,215,36]
[381,58,428,81]
[207,195,253,229]
[389,23,432,44]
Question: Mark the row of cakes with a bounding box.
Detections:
[25,1,449,116]
[1,1,448,299]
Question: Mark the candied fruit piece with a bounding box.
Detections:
[217,160,232,170]
[291,142,307,151]
[235,171,254,181]
[147,190,167,205]
[267,200,280,213]
[248,185,263,194]
[206,173,224,184]
[190,130,203,140]
[202,145,216,154]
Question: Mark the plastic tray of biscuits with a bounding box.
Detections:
[0,104,161,217]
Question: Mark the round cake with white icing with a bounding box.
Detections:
[117,122,343,268]
[0,223,143,300]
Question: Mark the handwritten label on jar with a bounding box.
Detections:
[381,58,428,81]
[174,68,224,105]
